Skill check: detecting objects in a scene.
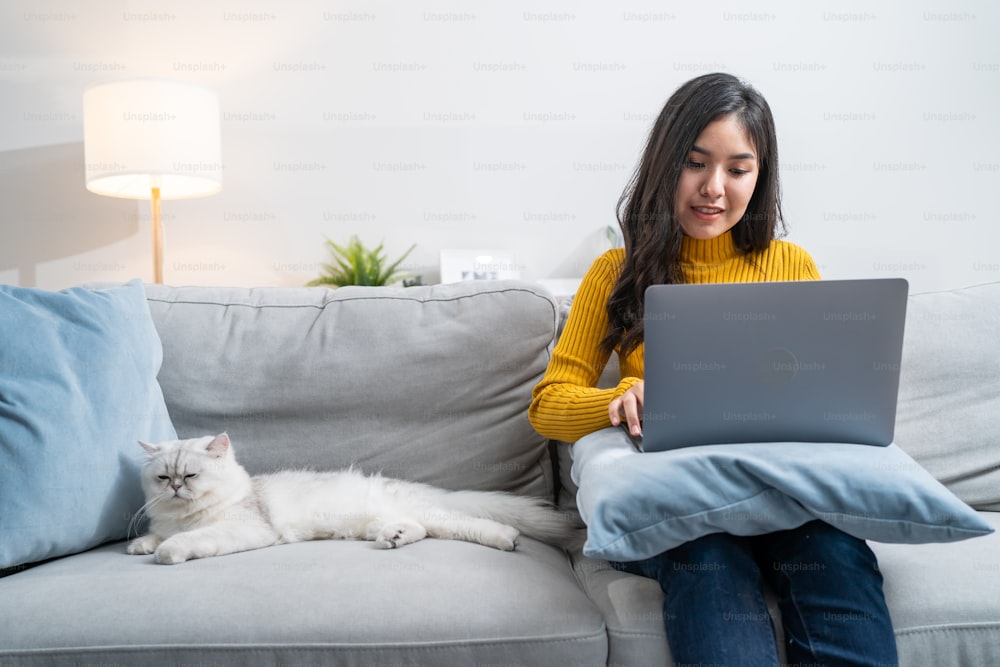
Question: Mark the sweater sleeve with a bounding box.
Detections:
[803,250,822,280]
[528,250,641,442]
[779,239,822,281]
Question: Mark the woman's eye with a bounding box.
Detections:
[730,169,748,176]
[685,160,705,170]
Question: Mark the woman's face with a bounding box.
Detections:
[674,114,760,240]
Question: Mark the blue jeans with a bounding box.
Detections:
[614,521,898,667]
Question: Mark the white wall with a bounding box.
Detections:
[1,0,997,293]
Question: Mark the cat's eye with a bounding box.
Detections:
[184,474,198,480]
[156,475,169,481]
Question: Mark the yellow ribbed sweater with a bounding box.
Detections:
[529,231,821,442]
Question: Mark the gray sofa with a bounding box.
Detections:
[1,278,999,666]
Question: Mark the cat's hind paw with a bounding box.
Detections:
[374,522,427,549]
[485,525,520,551]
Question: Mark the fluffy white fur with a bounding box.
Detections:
[127,433,578,564]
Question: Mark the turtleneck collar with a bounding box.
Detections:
[679,231,741,266]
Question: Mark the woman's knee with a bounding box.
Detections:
[660,532,765,594]
[615,532,761,587]
[771,521,880,574]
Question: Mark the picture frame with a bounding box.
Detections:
[439,249,521,283]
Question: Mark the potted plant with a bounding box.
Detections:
[308,235,416,287]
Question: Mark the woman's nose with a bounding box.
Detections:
[700,168,725,198]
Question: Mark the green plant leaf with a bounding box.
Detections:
[309,235,416,287]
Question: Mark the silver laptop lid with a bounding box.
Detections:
[641,278,908,451]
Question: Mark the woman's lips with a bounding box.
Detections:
[691,206,724,221]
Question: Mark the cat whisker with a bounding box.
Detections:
[127,493,166,539]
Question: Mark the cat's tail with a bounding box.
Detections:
[435,490,584,549]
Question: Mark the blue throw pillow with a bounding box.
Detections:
[0,280,176,572]
[572,427,994,562]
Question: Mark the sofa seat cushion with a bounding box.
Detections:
[568,552,674,666]
[872,511,1000,666]
[144,281,558,498]
[0,539,606,665]
[570,512,1000,667]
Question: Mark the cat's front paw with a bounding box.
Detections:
[127,534,162,555]
[375,522,427,549]
[154,540,193,565]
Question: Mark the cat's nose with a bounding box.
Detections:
[171,484,181,491]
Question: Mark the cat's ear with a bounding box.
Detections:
[206,433,231,458]
[138,440,160,456]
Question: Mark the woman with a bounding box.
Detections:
[529,73,898,666]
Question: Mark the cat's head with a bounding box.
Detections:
[137,433,242,507]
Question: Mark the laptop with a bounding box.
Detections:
[639,278,908,452]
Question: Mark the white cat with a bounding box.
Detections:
[127,433,579,565]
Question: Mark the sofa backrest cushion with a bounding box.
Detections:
[145,281,558,498]
[894,281,1000,510]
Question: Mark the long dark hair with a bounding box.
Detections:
[602,72,786,357]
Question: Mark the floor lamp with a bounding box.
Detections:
[83,79,222,284]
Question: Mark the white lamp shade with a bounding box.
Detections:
[83,79,222,200]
